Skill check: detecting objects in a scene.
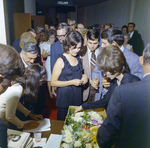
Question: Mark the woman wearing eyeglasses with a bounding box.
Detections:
[39,30,56,97]
[51,31,88,121]
[0,64,47,130]
[75,45,140,112]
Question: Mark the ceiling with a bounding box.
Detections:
[36,0,108,8]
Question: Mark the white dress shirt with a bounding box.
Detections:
[129,31,134,38]
[20,54,28,68]
[87,46,99,69]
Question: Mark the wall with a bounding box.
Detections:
[24,0,36,15]
[77,0,150,46]
[0,0,7,44]
[13,13,31,40]
[31,15,45,30]
[5,0,24,45]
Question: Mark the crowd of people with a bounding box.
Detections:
[0,19,149,147]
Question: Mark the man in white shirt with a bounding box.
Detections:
[20,42,38,68]
[20,42,44,115]
[80,29,100,102]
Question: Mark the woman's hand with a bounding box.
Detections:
[72,79,83,86]
[47,51,50,56]
[75,106,83,113]
[28,113,43,121]
[23,121,40,130]
[81,74,88,85]
[91,76,99,89]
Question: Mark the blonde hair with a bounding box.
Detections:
[20,32,37,48]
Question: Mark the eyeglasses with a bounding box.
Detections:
[68,23,75,26]
[56,33,67,38]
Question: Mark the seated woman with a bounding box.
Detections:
[75,45,140,112]
[0,64,47,130]
[51,31,88,121]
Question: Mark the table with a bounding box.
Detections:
[42,120,64,138]
[32,120,64,148]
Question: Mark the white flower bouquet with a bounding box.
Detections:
[61,106,106,148]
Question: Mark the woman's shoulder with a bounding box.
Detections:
[55,56,64,67]
[7,83,23,96]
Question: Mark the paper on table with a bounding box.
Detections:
[23,118,51,133]
[33,138,47,148]
[44,134,62,148]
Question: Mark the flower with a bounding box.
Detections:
[64,136,72,143]
[64,129,72,137]
[72,116,83,122]
[74,112,84,117]
[61,109,103,148]
[85,143,92,148]
[81,130,90,140]
[61,143,70,148]
[74,140,82,147]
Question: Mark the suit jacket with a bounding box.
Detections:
[80,46,91,102]
[82,73,140,110]
[93,46,144,101]
[12,39,21,53]
[80,46,99,102]
[0,119,7,148]
[50,41,63,73]
[128,31,143,56]
[97,74,150,148]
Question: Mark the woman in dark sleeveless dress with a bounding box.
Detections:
[51,31,88,120]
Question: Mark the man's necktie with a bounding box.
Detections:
[90,50,96,78]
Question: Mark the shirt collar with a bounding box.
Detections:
[20,54,28,68]
[87,46,99,55]
[129,31,134,38]
[143,73,150,78]
[120,45,124,52]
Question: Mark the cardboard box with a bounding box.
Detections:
[67,106,107,120]
[60,106,107,148]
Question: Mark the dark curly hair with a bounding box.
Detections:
[15,64,47,103]
[63,31,84,53]
[38,30,48,43]
[0,44,25,89]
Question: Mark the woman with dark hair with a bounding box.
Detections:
[121,25,128,34]
[51,31,88,120]
[39,30,56,97]
[0,64,47,130]
[105,23,112,29]
[75,45,140,112]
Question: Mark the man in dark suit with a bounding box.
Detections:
[50,23,69,73]
[0,44,25,148]
[128,22,143,56]
[97,44,150,148]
